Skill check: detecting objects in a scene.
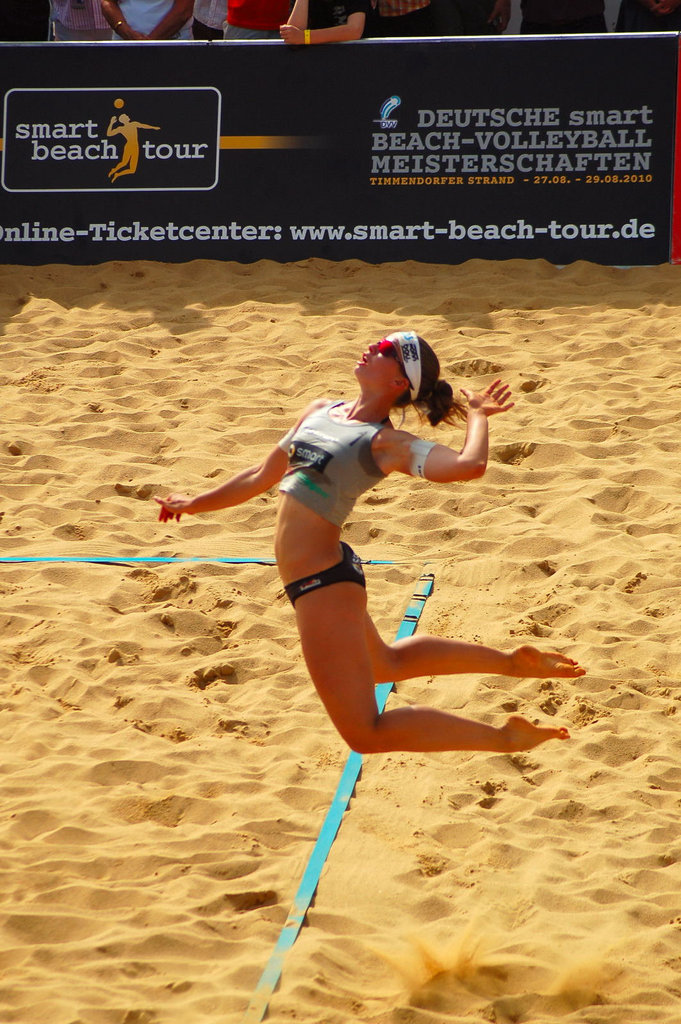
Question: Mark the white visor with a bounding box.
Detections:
[386,330,422,401]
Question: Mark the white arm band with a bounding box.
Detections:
[409,439,436,478]
[278,426,296,452]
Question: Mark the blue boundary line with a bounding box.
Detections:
[0,556,277,565]
[242,570,435,1024]
[0,556,397,566]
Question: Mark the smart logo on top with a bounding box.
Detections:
[1,87,221,192]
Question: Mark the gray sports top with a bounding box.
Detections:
[279,401,387,527]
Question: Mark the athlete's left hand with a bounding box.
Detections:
[461,378,514,417]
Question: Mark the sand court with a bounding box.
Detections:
[2,256,681,1022]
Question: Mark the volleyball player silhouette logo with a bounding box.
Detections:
[106,98,160,183]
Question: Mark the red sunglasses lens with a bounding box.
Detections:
[377,339,397,358]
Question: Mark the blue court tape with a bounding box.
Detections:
[242,570,435,1024]
[0,556,396,566]
[0,556,276,565]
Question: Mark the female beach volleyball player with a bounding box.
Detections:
[156,331,584,755]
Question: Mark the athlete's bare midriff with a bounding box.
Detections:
[274,493,345,584]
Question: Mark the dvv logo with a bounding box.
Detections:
[1,87,221,193]
[374,96,401,130]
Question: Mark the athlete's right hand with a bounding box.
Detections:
[155,493,194,523]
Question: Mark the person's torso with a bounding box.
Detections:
[119,0,192,35]
[228,0,289,29]
[193,0,227,29]
[520,0,604,23]
[52,0,109,29]
[308,0,369,29]
[278,401,386,528]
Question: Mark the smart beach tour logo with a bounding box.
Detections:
[1,87,221,192]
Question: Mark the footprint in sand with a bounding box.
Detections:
[449,357,504,377]
[492,441,537,465]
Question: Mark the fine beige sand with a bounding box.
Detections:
[2,256,681,1024]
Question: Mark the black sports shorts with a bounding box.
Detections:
[284,542,366,606]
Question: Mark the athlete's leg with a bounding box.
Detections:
[294,584,568,755]
[364,615,584,685]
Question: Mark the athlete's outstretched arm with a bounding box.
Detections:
[155,445,288,522]
[376,379,514,483]
[155,399,326,522]
[428,379,514,482]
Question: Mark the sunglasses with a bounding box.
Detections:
[377,338,407,375]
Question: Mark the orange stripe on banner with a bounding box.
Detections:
[220,135,312,150]
[671,37,681,264]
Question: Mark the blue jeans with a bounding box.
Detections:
[224,24,281,37]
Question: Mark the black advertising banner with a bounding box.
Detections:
[671,36,681,263]
[0,34,677,266]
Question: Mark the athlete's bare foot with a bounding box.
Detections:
[509,644,585,679]
[501,715,570,752]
